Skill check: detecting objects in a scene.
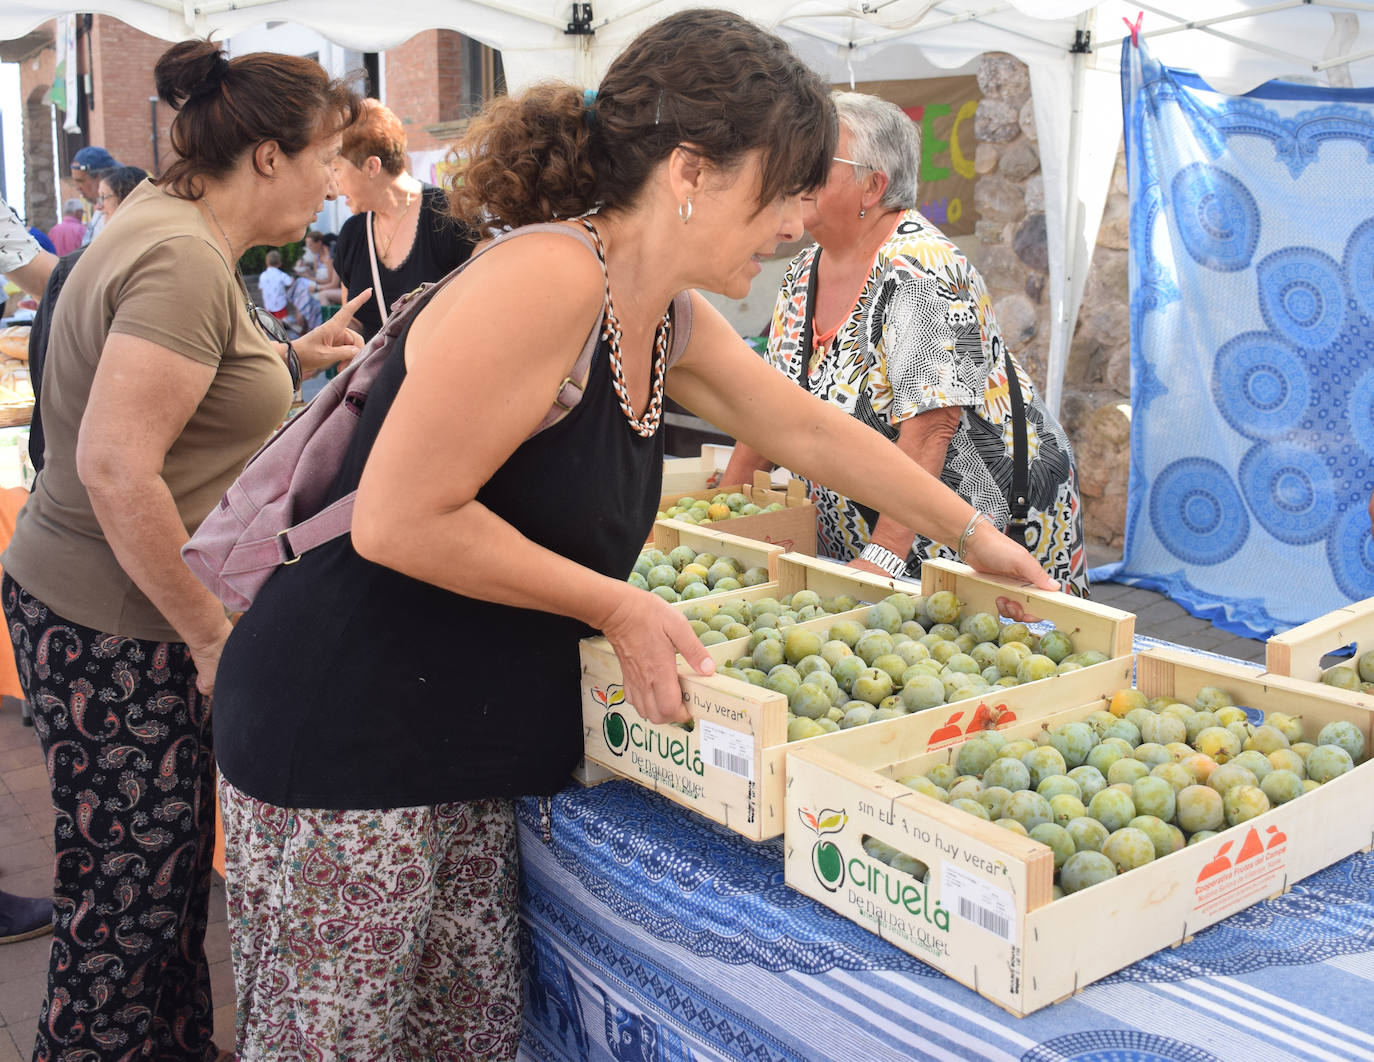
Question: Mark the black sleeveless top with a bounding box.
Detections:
[213,305,670,808]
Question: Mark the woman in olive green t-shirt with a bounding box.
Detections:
[0,41,365,1062]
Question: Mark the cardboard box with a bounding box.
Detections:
[1265,596,1374,696]
[581,557,1135,840]
[784,649,1374,1016]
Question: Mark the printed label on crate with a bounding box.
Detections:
[1192,823,1289,918]
[925,701,1019,751]
[698,720,754,780]
[796,804,953,962]
[588,683,707,801]
[941,863,1017,942]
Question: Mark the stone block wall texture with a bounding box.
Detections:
[971,52,1131,549]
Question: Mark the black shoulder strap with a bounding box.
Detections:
[797,249,822,394]
[1004,347,1030,544]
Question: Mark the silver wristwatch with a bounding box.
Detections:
[860,542,907,577]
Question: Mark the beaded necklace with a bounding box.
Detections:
[578,217,671,438]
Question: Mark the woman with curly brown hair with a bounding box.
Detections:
[1,39,362,1062]
[211,10,1056,1059]
[333,98,475,340]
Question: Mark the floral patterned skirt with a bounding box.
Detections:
[218,778,521,1061]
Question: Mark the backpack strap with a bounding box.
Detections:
[275,223,685,567]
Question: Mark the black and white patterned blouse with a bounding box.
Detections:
[763,209,1089,595]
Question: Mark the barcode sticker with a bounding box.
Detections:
[941,863,1016,942]
[697,720,754,780]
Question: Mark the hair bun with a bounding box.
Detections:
[154,39,231,110]
[188,54,230,100]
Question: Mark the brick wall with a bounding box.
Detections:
[87,15,175,176]
[384,30,466,156]
[14,17,173,226]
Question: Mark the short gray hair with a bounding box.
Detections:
[63,197,85,216]
[832,91,921,210]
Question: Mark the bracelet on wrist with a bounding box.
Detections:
[860,542,908,577]
[956,512,989,561]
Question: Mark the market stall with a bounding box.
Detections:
[516,635,1374,1062]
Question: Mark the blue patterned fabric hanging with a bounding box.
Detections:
[1099,40,1374,639]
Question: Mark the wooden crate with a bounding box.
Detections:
[660,444,737,496]
[650,519,786,582]
[658,472,817,556]
[582,562,1136,841]
[1266,596,1374,693]
[784,648,1374,1016]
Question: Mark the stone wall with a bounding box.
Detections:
[969,52,1132,550]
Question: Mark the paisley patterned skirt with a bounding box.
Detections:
[2,573,217,1062]
[219,778,521,1061]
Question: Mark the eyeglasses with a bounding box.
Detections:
[833,156,872,170]
[97,193,119,203]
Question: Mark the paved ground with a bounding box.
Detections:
[0,559,1267,1059]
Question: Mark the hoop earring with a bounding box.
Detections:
[679,197,693,224]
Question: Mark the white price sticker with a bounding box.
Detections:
[697,720,754,780]
[941,863,1017,942]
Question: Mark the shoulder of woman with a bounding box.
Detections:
[418,229,603,329]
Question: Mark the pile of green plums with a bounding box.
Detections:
[890,684,1367,898]
[657,491,786,526]
[712,590,1086,740]
[628,544,771,602]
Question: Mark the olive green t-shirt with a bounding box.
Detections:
[2,181,293,641]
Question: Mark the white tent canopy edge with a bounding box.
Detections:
[4,1,1372,415]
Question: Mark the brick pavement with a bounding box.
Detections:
[0,567,1267,1058]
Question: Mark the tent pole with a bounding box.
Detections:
[1047,11,1092,418]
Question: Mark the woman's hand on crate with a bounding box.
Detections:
[964,521,1059,594]
[601,588,715,724]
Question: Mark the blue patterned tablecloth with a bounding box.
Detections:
[515,649,1374,1061]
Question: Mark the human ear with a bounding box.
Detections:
[667,143,708,202]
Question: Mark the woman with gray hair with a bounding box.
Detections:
[723,91,1088,594]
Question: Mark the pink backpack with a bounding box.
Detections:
[182,222,691,611]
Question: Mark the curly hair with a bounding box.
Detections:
[449,9,834,230]
[154,39,360,200]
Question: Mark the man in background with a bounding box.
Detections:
[69,145,119,246]
[47,199,86,256]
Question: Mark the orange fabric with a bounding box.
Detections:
[0,486,28,700]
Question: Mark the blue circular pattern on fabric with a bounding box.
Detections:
[1347,366,1374,458]
[1239,442,1336,545]
[1211,332,1310,439]
[1171,163,1259,272]
[1328,503,1374,600]
[1343,217,1374,320]
[1023,1030,1222,1062]
[1149,459,1250,565]
[1257,247,1346,349]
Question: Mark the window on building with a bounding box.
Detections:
[461,37,504,115]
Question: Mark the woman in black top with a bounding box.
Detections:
[332,99,474,339]
[213,11,1056,1060]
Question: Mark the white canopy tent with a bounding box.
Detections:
[4,0,1373,412]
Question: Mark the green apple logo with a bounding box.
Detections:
[603,712,629,755]
[799,807,847,892]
